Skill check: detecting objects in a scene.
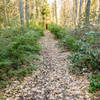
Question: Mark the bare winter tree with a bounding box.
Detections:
[73,0,78,27]
[78,0,84,27]
[54,0,57,24]
[19,0,24,27]
[85,0,91,24]
[75,0,78,23]
[79,0,82,22]
[3,0,8,28]
[98,0,100,23]
[25,0,29,27]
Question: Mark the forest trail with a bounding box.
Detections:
[4,31,93,100]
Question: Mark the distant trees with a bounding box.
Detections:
[0,0,49,28]
[1,0,100,29]
[41,3,50,29]
[59,0,94,27]
[60,0,66,26]
[50,0,58,24]
[60,0,72,27]
[60,0,100,27]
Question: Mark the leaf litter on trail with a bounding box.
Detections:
[2,31,97,100]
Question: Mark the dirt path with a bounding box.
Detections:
[4,31,93,100]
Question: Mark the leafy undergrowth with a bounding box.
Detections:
[48,24,79,51]
[0,27,43,89]
[88,74,100,93]
[48,24,100,93]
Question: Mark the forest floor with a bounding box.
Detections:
[2,31,98,100]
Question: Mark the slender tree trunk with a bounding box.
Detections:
[78,0,83,27]
[3,0,8,28]
[85,0,91,25]
[33,0,35,19]
[52,3,55,23]
[98,0,100,23]
[79,0,82,22]
[31,0,35,19]
[35,0,39,19]
[19,0,24,27]
[75,0,77,25]
[25,0,29,27]
[63,6,66,27]
[73,0,77,27]
[73,0,75,26]
[54,0,57,24]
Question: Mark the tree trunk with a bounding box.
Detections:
[19,0,24,27]
[35,0,39,19]
[25,0,29,27]
[73,0,77,27]
[78,0,83,27]
[3,0,8,28]
[54,0,57,24]
[73,0,75,26]
[75,0,77,24]
[85,0,91,25]
[98,0,100,23]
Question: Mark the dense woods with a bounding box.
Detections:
[0,0,100,99]
[0,0,100,28]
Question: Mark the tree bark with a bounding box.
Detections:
[75,0,77,22]
[3,0,8,28]
[98,0,100,23]
[78,0,84,27]
[73,0,78,27]
[54,0,57,24]
[85,0,91,25]
[25,0,29,27]
[79,0,82,22]
[35,0,39,19]
[19,0,24,27]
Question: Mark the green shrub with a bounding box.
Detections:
[88,74,100,93]
[49,24,100,92]
[30,19,44,30]
[70,49,100,71]
[49,24,79,50]
[61,35,79,50]
[0,27,43,88]
[69,30,100,71]
[8,64,37,78]
[69,30,100,92]
[48,24,63,38]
